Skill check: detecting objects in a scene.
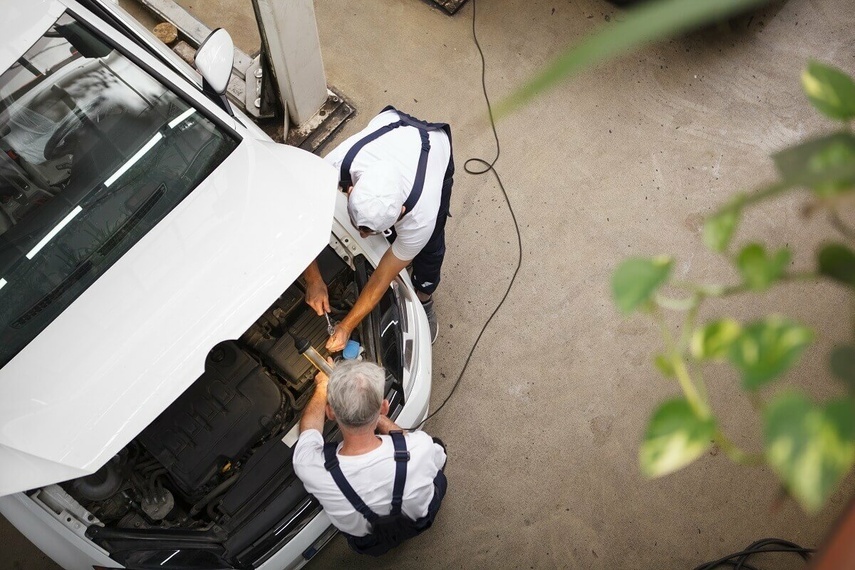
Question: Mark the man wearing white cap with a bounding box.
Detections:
[303,106,453,352]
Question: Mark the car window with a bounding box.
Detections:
[0,13,239,368]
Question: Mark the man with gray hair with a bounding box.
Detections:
[293,360,447,556]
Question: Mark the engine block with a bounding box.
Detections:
[137,340,283,498]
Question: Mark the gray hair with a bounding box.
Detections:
[327,360,386,428]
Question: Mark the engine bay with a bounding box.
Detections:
[37,245,408,568]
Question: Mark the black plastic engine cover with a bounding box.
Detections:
[263,308,331,390]
[138,341,283,497]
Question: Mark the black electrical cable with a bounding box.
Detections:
[693,538,814,570]
[405,0,522,429]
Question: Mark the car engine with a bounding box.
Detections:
[137,339,285,500]
[51,247,406,567]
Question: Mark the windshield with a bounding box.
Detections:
[0,13,238,367]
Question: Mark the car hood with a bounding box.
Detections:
[0,137,337,497]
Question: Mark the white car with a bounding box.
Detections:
[0,1,433,569]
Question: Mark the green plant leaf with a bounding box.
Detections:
[497,0,773,115]
[818,243,855,287]
[830,345,855,392]
[736,243,791,291]
[728,317,814,390]
[640,398,715,478]
[764,392,855,512]
[611,256,674,314]
[808,140,855,197]
[654,354,677,378]
[802,60,855,121]
[703,208,740,253]
[691,319,742,360]
[773,133,855,197]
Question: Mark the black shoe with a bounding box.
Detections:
[422,298,438,344]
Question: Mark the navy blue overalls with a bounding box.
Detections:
[339,106,454,296]
[323,431,447,556]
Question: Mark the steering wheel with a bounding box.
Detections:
[43,114,83,161]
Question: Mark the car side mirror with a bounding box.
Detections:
[195,28,235,116]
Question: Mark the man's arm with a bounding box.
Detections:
[303,260,330,316]
[326,248,410,351]
[377,415,404,434]
[299,368,329,433]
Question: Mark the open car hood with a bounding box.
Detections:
[0,138,337,496]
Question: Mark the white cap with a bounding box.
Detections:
[347,163,404,233]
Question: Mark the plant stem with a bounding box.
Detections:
[679,302,700,353]
[653,307,708,416]
[717,180,792,216]
[671,280,725,297]
[672,357,709,417]
[719,283,750,296]
[714,431,764,466]
[673,271,819,299]
[655,293,698,311]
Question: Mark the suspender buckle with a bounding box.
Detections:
[389,430,410,462]
[395,450,410,463]
[394,450,410,462]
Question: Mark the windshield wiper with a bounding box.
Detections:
[11,185,165,328]
[11,260,92,328]
[95,183,165,257]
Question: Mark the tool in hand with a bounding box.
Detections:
[292,334,334,376]
[324,312,335,336]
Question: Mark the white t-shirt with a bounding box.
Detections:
[324,109,452,261]
[293,429,447,537]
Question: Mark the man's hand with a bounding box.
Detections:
[326,323,352,353]
[377,415,404,434]
[314,364,330,387]
[305,278,330,316]
[299,358,333,434]
[328,249,410,350]
[303,261,330,316]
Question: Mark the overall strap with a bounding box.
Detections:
[385,105,449,131]
[339,120,404,190]
[389,431,410,516]
[385,106,447,214]
[402,129,430,214]
[323,442,380,523]
[340,106,450,215]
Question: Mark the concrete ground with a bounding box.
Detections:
[4,0,855,568]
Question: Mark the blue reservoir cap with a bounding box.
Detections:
[342,340,361,360]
